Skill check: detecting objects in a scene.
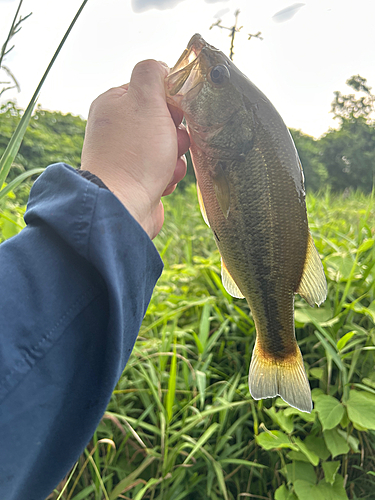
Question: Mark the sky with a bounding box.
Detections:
[0,0,374,138]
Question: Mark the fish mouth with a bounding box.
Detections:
[165,34,207,104]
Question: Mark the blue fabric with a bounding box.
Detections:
[0,163,163,500]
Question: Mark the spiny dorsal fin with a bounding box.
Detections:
[212,163,230,219]
[221,258,244,298]
[196,182,210,227]
[297,232,327,307]
[248,340,312,413]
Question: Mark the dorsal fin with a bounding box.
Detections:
[196,182,210,226]
[221,258,244,298]
[297,232,327,307]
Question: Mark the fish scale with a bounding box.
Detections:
[166,34,327,412]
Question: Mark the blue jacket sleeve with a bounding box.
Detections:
[0,163,163,500]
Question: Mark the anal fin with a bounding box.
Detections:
[197,182,210,227]
[221,258,244,298]
[297,232,327,307]
[248,340,312,413]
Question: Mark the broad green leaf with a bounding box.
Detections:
[265,407,294,434]
[323,429,350,458]
[256,430,298,451]
[322,461,340,485]
[294,474,348,500]
[315,395,345,430]
[275,484,298,500]
[286,451,311,463]
[284,407,316,423]
[310,367,324,380]
[304,435,330,461]
[294,307,334,326]
[337,429,359,453]
[293,437,319,466]
[346,390,375,430]
[285,461,316,484]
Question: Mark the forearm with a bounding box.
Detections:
[0,163,163,500]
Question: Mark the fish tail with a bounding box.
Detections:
[248,339,312,413]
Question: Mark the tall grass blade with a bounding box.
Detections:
[0,0,89,189]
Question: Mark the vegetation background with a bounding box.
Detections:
[1,3,375,500]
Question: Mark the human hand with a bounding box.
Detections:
[81,60,190,239]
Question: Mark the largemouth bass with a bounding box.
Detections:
[165,34,327,413]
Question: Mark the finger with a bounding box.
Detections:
[128,59,169,104]
[168,103,183,126]
[177,124,190,157]
[162,183,177,197]
[163,156,187,196]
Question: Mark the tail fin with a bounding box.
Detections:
[248,340,312,413]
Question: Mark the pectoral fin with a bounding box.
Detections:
[249,340,312,413]
[221,258,244,298]
[297,233,327,307]
[212,163,230,218]
[197,182,210,227]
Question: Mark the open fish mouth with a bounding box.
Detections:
[165,34,207,101]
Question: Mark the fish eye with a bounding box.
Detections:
[210,65,230,85]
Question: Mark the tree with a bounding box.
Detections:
[320,76,375,192]
[290,129,328,191]
[0,101,86,181]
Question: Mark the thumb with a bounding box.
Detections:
[128,59,169,108]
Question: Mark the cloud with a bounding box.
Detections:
[131,0,228,13]
[131,0,186,12]
[272,3,305,23]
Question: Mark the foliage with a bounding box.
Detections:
[44,186,375,500]
[290,129,328,192]
[331,75,375,124]
[0,101,85,180]
[0,0,89,206]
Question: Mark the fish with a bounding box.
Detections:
[165,34,327,413]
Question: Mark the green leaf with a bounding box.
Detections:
[256,430,298,451]
[310,367,324,380]
[283,407,316,423]
[346,390,375,430]
[322,461,340,485]
[294,474,348,500]
[286,451,311,463]
[109,455,154,500]
[212,460,229,500]
[265,407,294,434]
[165,342,177,421]
[357,238,374,254]
[337,429,359,453]
[315,395,345,430]
[199,303,211,350]
[275,484,298,500]
[183,423,219,463]
[219,458,266,468]
[196,370,206,409]
[0,168,45,201]
[304,435,330,461]
[337,331,356,351]
[285,461,316,484]
[293,437,319,466]
[323,429,350,458]
[0,0,89,189]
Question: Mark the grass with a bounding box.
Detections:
[40,185,374,500]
